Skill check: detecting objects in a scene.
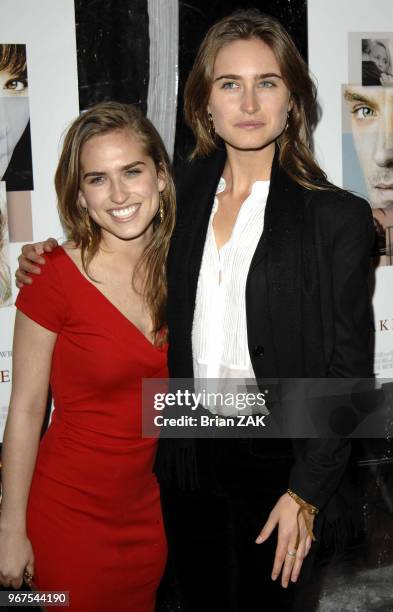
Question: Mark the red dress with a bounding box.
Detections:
[16,246,167,612]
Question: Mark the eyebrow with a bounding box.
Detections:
[82,161,146,180]
[344,90,378,107]
[213,72,283,82]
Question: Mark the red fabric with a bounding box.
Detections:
[16,247,167,612]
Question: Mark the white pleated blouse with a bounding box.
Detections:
[191,177,270,415]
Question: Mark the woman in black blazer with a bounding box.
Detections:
[155,9,374,611]
[16,9,374,612]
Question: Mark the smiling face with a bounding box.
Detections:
[207,37,292,155]
[344,86,393,209]
[78,129,166,248]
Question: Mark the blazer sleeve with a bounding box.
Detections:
[288,195,375,509]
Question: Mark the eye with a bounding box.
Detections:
[125,168,142,177]
[4,78,28,92]
[352,106,377,119]
[258,80,275,88]
[88,176,105,185]
[221,81,238,90]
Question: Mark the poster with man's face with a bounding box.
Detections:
[0,43,33,192]
[343,33,393,267]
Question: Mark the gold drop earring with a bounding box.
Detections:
[159,194,165,223]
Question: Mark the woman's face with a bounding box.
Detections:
[78,129,166,248]
[0,66,28,97]
[208,37,292,153]
[0,65,29,179]
[370,43,389,73]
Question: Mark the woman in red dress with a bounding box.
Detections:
[0,102,175,611]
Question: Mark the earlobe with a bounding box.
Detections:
[157,168,167,193]
[78,190,87,210]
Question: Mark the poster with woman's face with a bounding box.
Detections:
[0,181,11,307]
[0,43,33,192]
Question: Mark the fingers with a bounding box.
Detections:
[23,562,34,586]
[290,535,312,584]
[15,254,42,289]
[43,238,58,252]
[255,511,277,544]
[15,239,58,288]
[0,571,23,590]
[275,532,312,587]
[271,529,291,583]
[11,576,23,590]
[21,244,46,266]
[279,539,300,588]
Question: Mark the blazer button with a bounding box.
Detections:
[252,345,264,357]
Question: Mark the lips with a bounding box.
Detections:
[235,122,264,129]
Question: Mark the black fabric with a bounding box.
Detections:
[160,437,328,612]
[3,122,33,192]
[154,146,375,608]
[155,147,374,505]
[362,60,382,86]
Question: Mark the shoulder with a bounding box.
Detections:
[304,187,374,233]
[15,246,69,332]
[18,246,76,300]
[42,245,67,265]
[174,149,226,199]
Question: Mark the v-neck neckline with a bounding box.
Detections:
[58,246,160,350]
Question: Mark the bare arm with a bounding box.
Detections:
[15,239,58,287]
[0,312,57,588]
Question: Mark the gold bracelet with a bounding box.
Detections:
[286,489,319,547]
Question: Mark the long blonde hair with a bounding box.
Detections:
[184,9,331,190]
[55,102,176,344]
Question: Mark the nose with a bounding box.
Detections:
[240,85,260,115]
[110,179,128,204]
[374,111,393,167]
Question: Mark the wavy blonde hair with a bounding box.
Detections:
[55,102,176,344]
[184,9,331,190]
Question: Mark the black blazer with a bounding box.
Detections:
[160,146,375,511]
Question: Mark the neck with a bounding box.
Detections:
[99,229,152,268]
[223,141,275,196]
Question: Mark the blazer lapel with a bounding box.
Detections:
[248,148,306,377]
[179,148,226,321]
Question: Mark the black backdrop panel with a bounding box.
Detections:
[75,0,149,112]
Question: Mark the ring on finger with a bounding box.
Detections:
[23,569,34,583]
[287,549,297,557]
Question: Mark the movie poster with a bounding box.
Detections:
[0,182,11,308]
[0,0,79,440]
[309,0,393,378]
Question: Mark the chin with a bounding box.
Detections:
[370,192,393,209]
[226,139,273,152]
[222,132,278,153]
